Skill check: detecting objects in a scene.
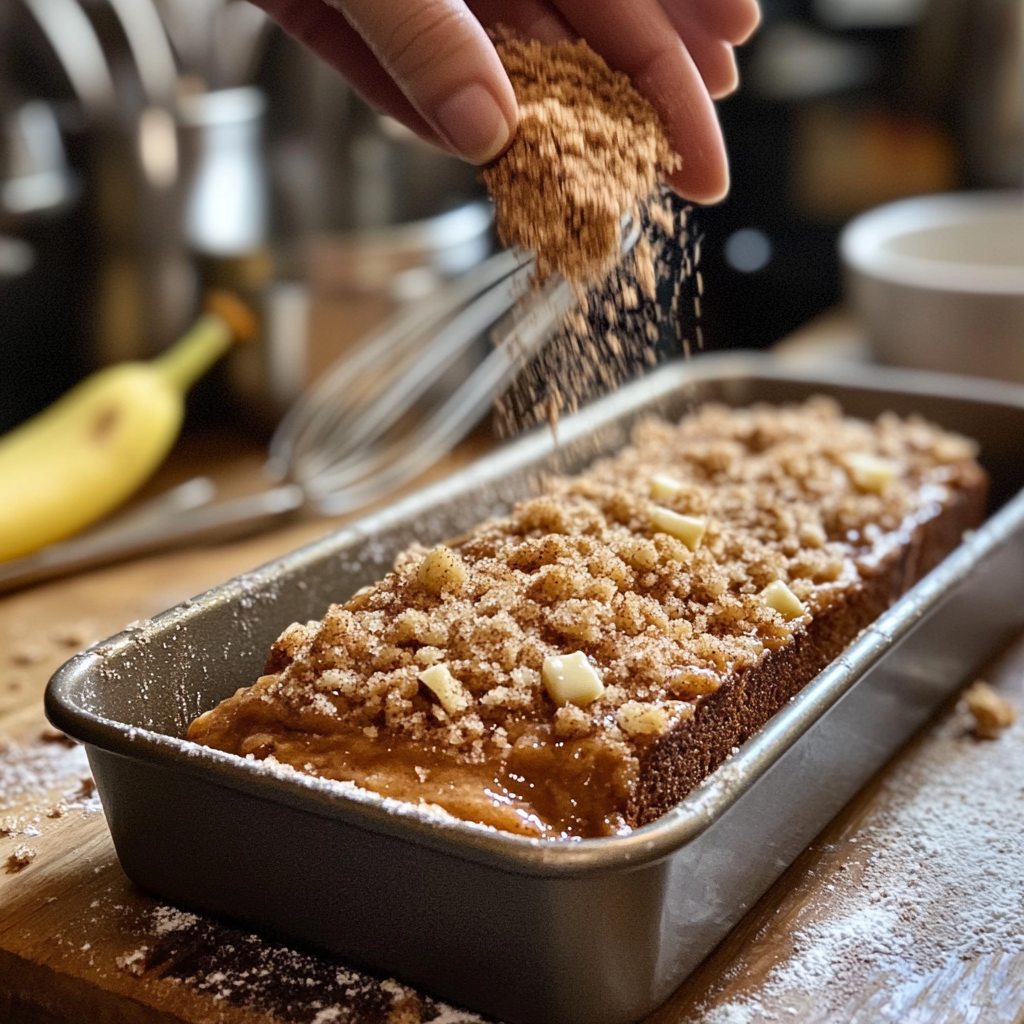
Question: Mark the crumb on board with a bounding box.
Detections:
[6,844,37,873]
[9,643,46,666]
[963,680,1016,740]
[115,947,149,977]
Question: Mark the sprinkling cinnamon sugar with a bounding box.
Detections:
[479,36,700,435]
[482,35,680,286]
[492,188,695,436]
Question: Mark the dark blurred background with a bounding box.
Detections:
[1,0,1019,435]
[695,0,1019,352]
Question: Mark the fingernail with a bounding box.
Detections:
[435,83,512,164]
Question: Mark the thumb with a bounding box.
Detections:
[332,0,517,164]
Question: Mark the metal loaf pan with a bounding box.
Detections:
[46,354,1024,1024]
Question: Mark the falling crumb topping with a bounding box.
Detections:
[188,399,982,837]
[481,34,679,286]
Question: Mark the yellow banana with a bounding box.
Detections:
[0,292,256,562]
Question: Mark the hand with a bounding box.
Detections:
[254,0,760,203]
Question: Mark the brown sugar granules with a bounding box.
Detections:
[481,35,681,286]
[479,35,696,435]
[493,190,694,436]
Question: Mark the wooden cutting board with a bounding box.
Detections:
[3,421,1024,1024]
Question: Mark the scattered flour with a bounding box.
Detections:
[688,693,1024,1020]
[111,902,488,1023]
[0,733,101,840]
[152,904,200,936]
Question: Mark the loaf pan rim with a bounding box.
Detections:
[45,354,1024,876]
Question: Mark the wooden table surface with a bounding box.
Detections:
[3,326,1024,1024]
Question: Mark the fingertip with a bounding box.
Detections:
[434,82,516,164]
[518,12,576,45]
[706,48,739,99]
[684,0,762,46]
[665,159,730,205]
[734,0,762,45]
[629,49,731,205]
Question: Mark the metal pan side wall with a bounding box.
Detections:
[87,744,677,1024]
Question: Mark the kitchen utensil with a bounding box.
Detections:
[0,243,571,590]
[0,202,644,590]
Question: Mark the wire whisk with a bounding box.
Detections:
[0,239,599,590]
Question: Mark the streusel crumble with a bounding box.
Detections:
[189,399,986,838]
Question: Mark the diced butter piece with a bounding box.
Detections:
[760,579,805,620]
[417,663,471,716]
[617,699,694,737]
[842,453,899,494]
[417,545,467,594]
[649,473,685,502]
[651,506,706,551]
[542,651,604,707]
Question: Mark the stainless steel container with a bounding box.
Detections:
[45,354,1024,1024]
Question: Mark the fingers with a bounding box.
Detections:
[661,9,740,99]
[257,0,755,200]
[334,0,517,164]
[252,0,444,147]
[672,0,761,45]
[467,0,575,45]
[552,0,730,203]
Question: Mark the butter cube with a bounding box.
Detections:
[624,537,659,570]
[651,506,706,551]
[843,453,899,494]
[761,580,805,620]
[617,699,694,737]
[650,473,685,502]
[417,545,467,594]
[418,663,471,716]
[542,651,605,707]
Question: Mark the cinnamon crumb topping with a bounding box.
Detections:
[963,680,1016,740]
[189,399,982,837]
[481,34,679,286]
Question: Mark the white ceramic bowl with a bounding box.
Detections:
[841,192,1024,381]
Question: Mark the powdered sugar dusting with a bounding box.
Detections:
[0,736,90,808]
[151,904,199,936]
[699,1006,762,1024]
[688,675,1024,1021]
[0,733,101,838]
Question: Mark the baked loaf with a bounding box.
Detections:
[188,400,987,838]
